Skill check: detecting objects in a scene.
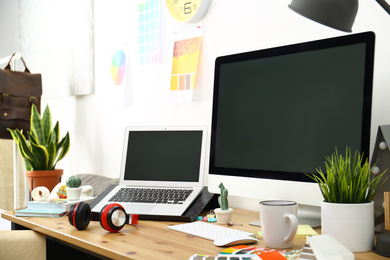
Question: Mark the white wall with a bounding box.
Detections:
[3,1,390,211]
[0,1,19,58]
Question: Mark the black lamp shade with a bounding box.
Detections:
[289,0,359,32]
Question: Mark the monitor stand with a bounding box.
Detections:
[249,204,321,228]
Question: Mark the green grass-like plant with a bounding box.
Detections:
[308,147,387,203]
[8,104,70,171]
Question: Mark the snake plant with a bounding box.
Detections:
[8,104,70,171]
[308,147,387,203]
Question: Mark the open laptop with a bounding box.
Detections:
[91,126,207,216]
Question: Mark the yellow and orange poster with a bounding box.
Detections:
[170,26,203,102]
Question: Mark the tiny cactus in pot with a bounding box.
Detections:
[215,182,233,224]
[66,175,82,188]
[218,182,229,210]
[66,175,82,200]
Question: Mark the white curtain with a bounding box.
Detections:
[18,0,94,98]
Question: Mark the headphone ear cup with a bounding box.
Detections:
[100,203,127,233]
[68,201,91,230]
[68,204,76,226]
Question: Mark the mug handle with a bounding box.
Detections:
[284,214,298,243]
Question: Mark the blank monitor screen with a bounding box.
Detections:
[124,130,203,182]
[210,32,375,182]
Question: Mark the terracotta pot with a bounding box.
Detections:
[26,169,63,193]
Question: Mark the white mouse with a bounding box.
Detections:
[213,235,259,247]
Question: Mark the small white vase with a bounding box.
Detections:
[321,201,374,252]
[215,208,233,224]
[67,187,82,201]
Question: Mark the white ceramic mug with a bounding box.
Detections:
[259,200,298,248]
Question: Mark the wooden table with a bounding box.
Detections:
[1,208,388,260]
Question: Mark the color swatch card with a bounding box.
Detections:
[189,245,303,260]
[169,25,203,102]
[138,0,160,66]
[111,49,127,86]
[109,45,131,107]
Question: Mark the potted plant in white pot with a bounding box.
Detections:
[8,104,70,193]
[308,147,387,252]
[214,182,233,224]
[66,175,82,201]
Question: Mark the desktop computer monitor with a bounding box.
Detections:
[208,32,375,227]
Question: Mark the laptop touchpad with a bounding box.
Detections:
[125,204,155,214]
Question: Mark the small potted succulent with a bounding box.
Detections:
[66,175,82,201]
[214,182,234,224]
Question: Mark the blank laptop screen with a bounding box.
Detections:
[124,130,203,182]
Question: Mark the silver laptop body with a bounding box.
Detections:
[92,126,207,216]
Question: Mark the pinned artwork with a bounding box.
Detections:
[169,26,203,102]
[138,0,161,66]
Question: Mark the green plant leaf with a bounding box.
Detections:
[30,104,46,146]
[30,143,49,170]
[7,128,21,143]
[27,131,38,146]
[47,141,57,170]
[9,129,36,166]
[54,132,70,168]
[51,122,60,145]
[42,105,52,144]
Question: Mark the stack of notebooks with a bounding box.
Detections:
[15,197,95,218]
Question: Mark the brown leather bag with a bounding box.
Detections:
[0,53,42,139]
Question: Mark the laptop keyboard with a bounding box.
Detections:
[109,187,193,204]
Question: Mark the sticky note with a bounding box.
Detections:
[258,225,318,239]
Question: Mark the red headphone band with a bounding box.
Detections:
[70,201,92,230]
[100,204,111,231]
[72,202,80,229]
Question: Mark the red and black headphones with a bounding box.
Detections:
[68,202,138,232]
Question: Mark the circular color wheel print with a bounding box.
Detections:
[111,50,126,85]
